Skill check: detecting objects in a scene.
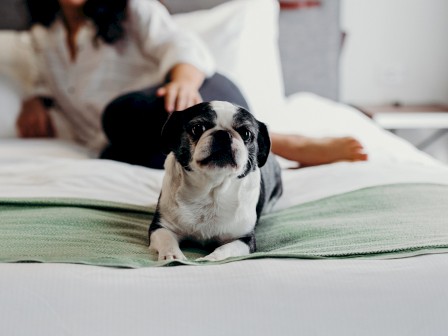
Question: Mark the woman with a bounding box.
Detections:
[17,0,367,168]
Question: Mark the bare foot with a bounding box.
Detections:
[270,133,368,167]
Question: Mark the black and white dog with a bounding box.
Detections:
[149,101,282,261]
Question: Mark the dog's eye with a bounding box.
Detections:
[240,129,253,143]
[191,124,206,137]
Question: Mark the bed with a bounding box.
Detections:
[1,1,448,335]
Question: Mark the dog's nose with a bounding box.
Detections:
[211,130,232,153]
[203,130,237,167]
[213,130,232,143]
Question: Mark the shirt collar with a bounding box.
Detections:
[50,17,97,48]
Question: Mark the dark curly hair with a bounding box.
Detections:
[25,0,128,44]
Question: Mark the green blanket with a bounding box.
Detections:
[1,183,447,267]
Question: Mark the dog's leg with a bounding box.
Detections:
[149,228,186,261]
[197,240,250,262]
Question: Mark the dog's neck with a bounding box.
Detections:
[159,153,261,241]
[163,153,259,203]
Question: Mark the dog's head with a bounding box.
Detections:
[161,101,271,177]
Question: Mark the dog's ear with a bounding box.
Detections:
[161,103,210,154]
[256,121,271,167]
[161,112,185,154]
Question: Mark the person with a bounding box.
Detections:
[17,0,368,169]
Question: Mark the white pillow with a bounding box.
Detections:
[0,76,21,138]
[173,0,286,120]
[0,31,37,138]
[0,31,37,96]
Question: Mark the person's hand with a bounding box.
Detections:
[156,63,205,112]
[16,97,55,138]
[156,80,202,113]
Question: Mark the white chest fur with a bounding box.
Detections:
[159,154,261,243]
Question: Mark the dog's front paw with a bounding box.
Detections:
[157,248,187,262]
[196,250,226,262]
[149,227,186,262]
[196,240,250,262]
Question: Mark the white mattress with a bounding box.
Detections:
[1,256,448,336]
[1,93,448,336]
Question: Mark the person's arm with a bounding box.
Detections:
[130,0,214,76]
[16,96,55,138]
[156,63,205,112]
[129,0,215,112]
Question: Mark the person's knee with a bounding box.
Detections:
[102,92,135,143]
[102,90,168,145]
[103,92,147,126]
[103,91,157,138]
[200,73,249,110]
[103,93,128,131]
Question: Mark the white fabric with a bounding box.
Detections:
[1,94,448,336]
[0,31,38,138]
[0,257,447,336]
[0,94,446,210]
[28,0,215,151]
[0,76,21,138]
[1,152,447,211]
[173,0,285,120]
[373,112,448,129]
[0,32,37,97]
[269,92,442,167]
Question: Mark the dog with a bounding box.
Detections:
[148,101,282,261]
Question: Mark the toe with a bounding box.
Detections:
[352,152,368,161]
[158,250,187,261]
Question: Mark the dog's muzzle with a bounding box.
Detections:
[198,130,237,168]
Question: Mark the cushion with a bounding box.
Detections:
[0,31,37,138]
[0,76,21,138]
[172,0,286,120]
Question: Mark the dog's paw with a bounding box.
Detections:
[149,228,186,262]
[196,240,250,262]
[196,250,229,262]
[158,248,187,262]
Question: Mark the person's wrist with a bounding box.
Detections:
[169,64,205,90]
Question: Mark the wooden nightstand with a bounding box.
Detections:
[356,104,448,150]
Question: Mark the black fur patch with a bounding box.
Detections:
[174,137,193,171]
[239,231,256,253]
[233,107,271,169]
[161,103,217,170]
[148,194,163,245]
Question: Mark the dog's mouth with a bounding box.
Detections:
[196,131,240,169]
[198,149,237,168]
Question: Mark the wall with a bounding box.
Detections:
[340,0,448,106]
[279,1,340,99]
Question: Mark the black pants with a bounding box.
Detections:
[101,73,249,169]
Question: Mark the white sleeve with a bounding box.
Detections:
[128,0,215,78]
[29,27,54,98]
[0,31,40,98]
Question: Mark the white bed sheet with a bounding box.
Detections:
[1,94,448,336]
[1,146,447,211]
[1,93,447,209]
[1,256,448,336]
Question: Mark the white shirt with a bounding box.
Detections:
[30,0,215,151]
